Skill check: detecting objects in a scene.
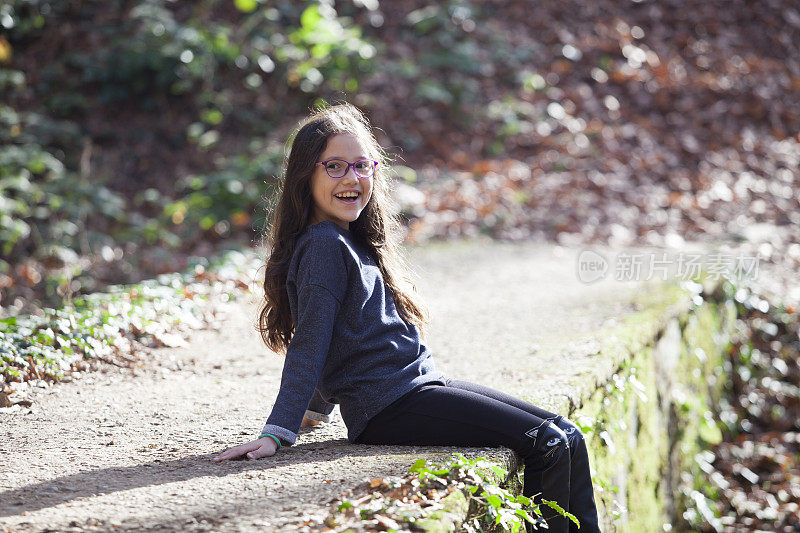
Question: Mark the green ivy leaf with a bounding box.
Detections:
[542,500,580,526]
[408,459,427,474]
[490,465,507,477]
[515,508,535,524]
[486,494,503,509]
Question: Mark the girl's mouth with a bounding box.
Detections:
[334,193,359,204]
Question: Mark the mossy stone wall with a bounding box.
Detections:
[575,294,737,532]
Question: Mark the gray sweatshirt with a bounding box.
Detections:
[260,220,445,445]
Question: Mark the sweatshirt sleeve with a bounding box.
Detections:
[260,231,348,445]
[304,388,336,423]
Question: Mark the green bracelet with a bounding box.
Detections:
[258,432,282,450]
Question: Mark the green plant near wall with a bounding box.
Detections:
[577,365,647,524]
[325,453,578,532]
[418,455,579,532]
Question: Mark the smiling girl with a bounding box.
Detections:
[212,103,601,533]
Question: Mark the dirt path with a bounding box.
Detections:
[0,239,644,532]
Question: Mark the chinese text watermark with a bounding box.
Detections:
[577,250,760,284]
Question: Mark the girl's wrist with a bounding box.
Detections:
[258,432,282,450]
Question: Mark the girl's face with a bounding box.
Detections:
[309,133,374,231]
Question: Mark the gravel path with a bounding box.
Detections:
[0,239,646,532]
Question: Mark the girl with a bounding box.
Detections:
[212,104,601,533]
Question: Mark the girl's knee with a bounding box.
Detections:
[525,421,569,467]
[554,417,585,449]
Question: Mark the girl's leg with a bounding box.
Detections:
[356,383,573,532]
[445,379,601,533]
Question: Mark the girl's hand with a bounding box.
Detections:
[211,437,277,462]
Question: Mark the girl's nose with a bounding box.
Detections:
[341,167,359,182]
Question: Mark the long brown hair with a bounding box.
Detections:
[258,103,430,354]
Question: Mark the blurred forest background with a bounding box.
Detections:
[2,0,799,310]
[2,1,800,530]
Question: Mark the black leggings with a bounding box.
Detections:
[355,378,601,533]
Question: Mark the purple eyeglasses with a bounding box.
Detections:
[316,158,378,179]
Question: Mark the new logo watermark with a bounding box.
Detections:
[577,250,760,284]
[576,250,609,283]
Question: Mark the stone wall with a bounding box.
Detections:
[573,283,737,532]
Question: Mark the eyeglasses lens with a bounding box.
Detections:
[324,160,376,178]
[354,161,376,178]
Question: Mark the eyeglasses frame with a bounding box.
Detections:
[315,158,379,179]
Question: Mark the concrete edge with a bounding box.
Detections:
[530,280,695,415]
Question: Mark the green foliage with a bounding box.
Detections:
[6,0,378,100]
[0,249,257,388]
[325,452,577,531]
[282,3,376,94]
[0,100,129,295]
[163,145,283,239]
[409,453,578,532]
[403,2,486,115]
[0,0,384,307]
